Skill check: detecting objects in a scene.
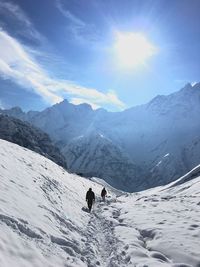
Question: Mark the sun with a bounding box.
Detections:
[113,31,157,70]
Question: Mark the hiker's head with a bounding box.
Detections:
[89,188,92,191]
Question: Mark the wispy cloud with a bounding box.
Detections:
[56,0,85,28]
[0,0,43,43]
[55,0,99,44]
[0,30,126,110]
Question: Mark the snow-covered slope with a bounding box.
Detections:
[149,153,186,187]
[112,170,200,267]
[62,131,144,191]
[0,139,200,267]
[0,139,105,267]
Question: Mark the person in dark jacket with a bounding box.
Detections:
[86,188,95,212]
[101,187,107,201]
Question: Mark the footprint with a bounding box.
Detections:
[139,229,156,240]
[190,224,199,228]
[61,246,75,256]
[125,256,131,263]
[124,245,129,250]
[119,223,128,227]
[150,251,170,262]
[121,251,126,256]
[112,210,120,219]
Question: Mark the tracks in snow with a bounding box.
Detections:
[82,200,128,267]
[82,198,177,267]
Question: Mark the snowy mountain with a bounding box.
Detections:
[27,99,98,146]
[1,82,200,190]
[0,115,67,169]
[0,106,39,121]
[149,153,186,187]
[0,139,200,267]
[62,131,145,191]
[92,82,200,187]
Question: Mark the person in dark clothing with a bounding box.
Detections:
[86,188,95,212]
[101,187,107,201]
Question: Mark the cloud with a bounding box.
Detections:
[0,30,126,110]
[0,0,43,43]
[56,0,85,28]
[55,0,99,44]
[0,30,62,104]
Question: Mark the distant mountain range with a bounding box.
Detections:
[1,82,200,191]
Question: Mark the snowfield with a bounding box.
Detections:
[0,139,200,267]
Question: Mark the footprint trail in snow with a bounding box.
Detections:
[83,199,129,267]
[81,192,200,267]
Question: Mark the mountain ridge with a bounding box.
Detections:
[1,82,200,191]
[0,114,68,169]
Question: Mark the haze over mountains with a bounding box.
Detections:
[1,82,200,191]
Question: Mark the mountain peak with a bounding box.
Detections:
[193,82,200,89]
[10,106,23,113]
[178,82,200,97]
[53,99,93,111]
[184,82,192,89]
[77,103,92,110]
[180,83,192,93]
[57,99,69,106]
[62,98,69,103]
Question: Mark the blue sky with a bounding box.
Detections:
[0,0,200,111]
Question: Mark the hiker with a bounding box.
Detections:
[101,187,107,201]
[86,188,95,212]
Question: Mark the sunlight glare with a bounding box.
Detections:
[114,32,157,70]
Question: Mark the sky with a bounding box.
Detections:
[0,0,200,111]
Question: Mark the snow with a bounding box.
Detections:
[0,139,200,267]
[156,160,162,167]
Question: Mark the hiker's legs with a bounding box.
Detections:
[88,201,92,212]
